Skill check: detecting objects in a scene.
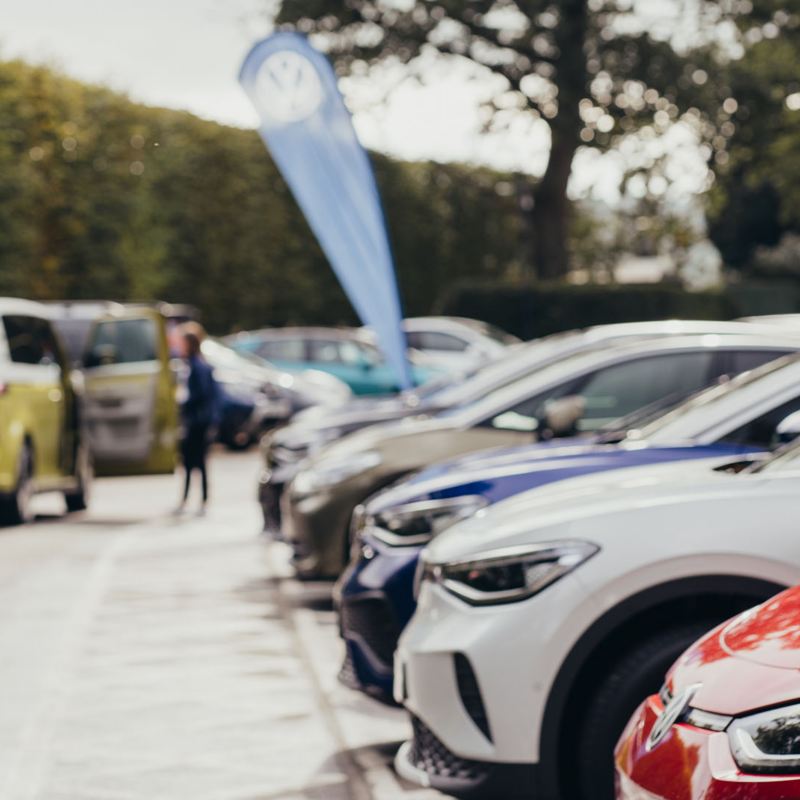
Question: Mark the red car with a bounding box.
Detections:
[616,586,800,799]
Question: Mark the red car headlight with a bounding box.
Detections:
[729,702,800,774]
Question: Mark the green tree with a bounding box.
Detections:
[0,59,541,330]
[272,0,727,279]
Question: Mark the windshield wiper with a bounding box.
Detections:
[593,389,698,444]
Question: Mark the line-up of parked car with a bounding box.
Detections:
[0,303,504,525]
[258,315,800,800]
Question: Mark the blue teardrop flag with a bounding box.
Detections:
[239,33,413,390]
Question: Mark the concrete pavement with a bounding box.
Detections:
[0,451,442,800]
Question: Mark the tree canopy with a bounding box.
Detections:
[0,59,532,332]
[273,0,739,278]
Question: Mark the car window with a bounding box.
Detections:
[52,318,94,365]
[487,377,584,432]
[724,349,792,375]
[356,341,382,366]
[719,395,800,449]
[309,339,344,364]
[84,318,157,367]
[574,351,715,430]
[3,315,61,366]
[412,331,469,353]
[256,338,305,362]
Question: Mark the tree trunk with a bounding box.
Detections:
[531,131,578,281]
[530,0,588,281]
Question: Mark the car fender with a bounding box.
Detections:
[536,568,787,798]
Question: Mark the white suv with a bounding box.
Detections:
[394,440,800,800]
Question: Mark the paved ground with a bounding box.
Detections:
[0,450,442,800]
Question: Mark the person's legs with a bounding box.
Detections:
[200,460,208,504]
[179,431,199,510]
[183,463,192,503]
[198,425,209,507]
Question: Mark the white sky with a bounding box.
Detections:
[0,0,710,204]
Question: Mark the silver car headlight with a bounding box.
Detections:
[423,540,599,606]
[292,450,382,495]
[371,495,489,547]
[729,702,800,773]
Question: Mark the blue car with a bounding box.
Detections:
[227,327,440,395]
[335,358,800,702]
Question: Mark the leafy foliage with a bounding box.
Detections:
[0,59,531,332]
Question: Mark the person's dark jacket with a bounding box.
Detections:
[182,355,219,429]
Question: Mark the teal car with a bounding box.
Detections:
[227,327,439,396]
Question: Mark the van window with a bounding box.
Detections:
[3,315,60,366]
[84,318,157,367]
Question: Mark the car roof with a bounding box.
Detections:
[45,300,127,320]
[234,326,370,342]
[402,316,497,334]
[0,297,60,320]
[451,332,800,426]
[583,319,800,339]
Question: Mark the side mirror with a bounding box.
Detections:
[776,410,800,444]
[544,395,586,437]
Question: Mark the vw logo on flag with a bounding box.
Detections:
[255,51,324,124]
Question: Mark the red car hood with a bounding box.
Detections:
[668,587,800,716]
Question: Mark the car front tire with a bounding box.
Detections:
[573,622,716,800]
[64,445,92,513]
[1,443,35,526]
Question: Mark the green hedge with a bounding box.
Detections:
[437,280,800,340]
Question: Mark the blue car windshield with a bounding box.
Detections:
[631,355,798,441]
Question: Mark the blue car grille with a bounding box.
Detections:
[340,596,401,668]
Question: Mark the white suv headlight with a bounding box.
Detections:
[371,495,488,547]
[423,540,599,606]
[729,702,800,773]
[292,450,382,495]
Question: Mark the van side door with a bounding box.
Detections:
[82,310,178,475]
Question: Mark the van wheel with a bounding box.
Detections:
[2,444,35,525]
[65,445,92,513]
[573,622,718,800]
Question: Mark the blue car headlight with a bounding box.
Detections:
[370,495,489,547]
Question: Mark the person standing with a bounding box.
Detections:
[177,323,218,514]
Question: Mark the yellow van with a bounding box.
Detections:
[0,299,91,523]
[0,300,179,525]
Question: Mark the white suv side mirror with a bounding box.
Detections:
[776,410,800,444]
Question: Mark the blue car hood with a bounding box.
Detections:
[365,438,755,513]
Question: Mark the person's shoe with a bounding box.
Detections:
[172,503,187,516]
[195,505,206,517]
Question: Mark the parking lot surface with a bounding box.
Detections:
[0,451,442,800]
